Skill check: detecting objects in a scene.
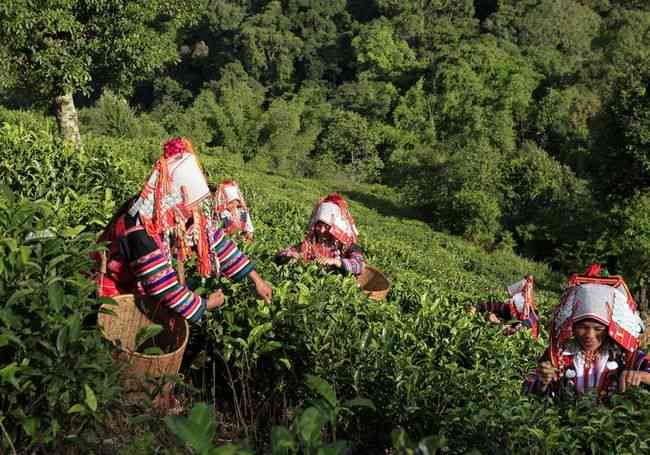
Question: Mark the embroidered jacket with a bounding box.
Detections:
[97,212,254,323]
[523,343,650,399]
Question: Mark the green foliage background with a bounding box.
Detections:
[2,0,650,452]
[3,0,646,280]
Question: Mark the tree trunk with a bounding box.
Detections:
[637,286,648,313]
[55,92,82,148]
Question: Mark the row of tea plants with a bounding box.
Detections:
[2,114,650,453]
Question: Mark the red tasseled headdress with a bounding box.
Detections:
[322,193,348,210]
[163,137,186,159]
[131,137,212,278]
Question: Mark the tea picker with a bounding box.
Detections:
[95,137,272,319]
[470,275,539,337]
[94,138,273,410]
[523,264,650,399]
[213,180,255,242]
[276,193,366,275]
[275,193,391,300]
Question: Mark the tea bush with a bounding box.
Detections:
[183,158,568,450]
[79,90,167,140]
[0,122,151,228]
[188,151,650,452]
[0,195,120,449]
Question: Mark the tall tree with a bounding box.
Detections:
[0,0,199,147]
[237,1,303,94]
[589,8,650,196]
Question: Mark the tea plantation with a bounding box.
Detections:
[2,115,650,454]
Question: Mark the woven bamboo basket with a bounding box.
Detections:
[98,294,189,395]
[357,265,391,301]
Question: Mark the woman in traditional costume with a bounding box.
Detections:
[214,180,254,241]
[524,265,649,398]
[96,138,272,324]
[472,275,539,337]
[276,193,365,275]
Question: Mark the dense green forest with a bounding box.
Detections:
[2,0,650,453]
[2,0,650,284]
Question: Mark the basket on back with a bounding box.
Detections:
[98,294,189,395]
[357,266,391,301]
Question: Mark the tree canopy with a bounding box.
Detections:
[2,0,650,282]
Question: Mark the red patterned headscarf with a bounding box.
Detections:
[300,193,358,260]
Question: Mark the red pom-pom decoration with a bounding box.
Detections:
[163,138,187,158]
[322,193,348,209]
[584,263,602,277]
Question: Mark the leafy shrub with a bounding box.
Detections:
[448,188,502,245]
[500,141,597,264]
[443,390,650,454]
[317,109,382,182]
[253,96,321,178]
[270,374,375,454]
[607,192,650,288]
[79,90,167,140]
[0,107,57,135]
[165,403,252,454]
[0,196,120,450]
[201,64,266,159]
[0,122,150,228]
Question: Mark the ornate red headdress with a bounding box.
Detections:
[547,266,644,368]
[128,137,212,277]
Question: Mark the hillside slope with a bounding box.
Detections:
[204,153,563,303]
[3,119,650,453]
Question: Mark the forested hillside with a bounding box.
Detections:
[2,0,650,453]
[2,0,650,284]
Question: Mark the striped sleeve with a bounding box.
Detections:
[210,227,255,281]
[131,250,207,323]
[341,244,365,276]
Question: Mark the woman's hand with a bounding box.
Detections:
[538,361,558,387]
[206,290,225,311]
[619,370,650,392]
[315,256,342,268]
[248,270,272,303]
[502,323,522,336]
[487,312,501,324]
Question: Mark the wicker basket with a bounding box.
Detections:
[98,294,189,395]
[357,266,391,301]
